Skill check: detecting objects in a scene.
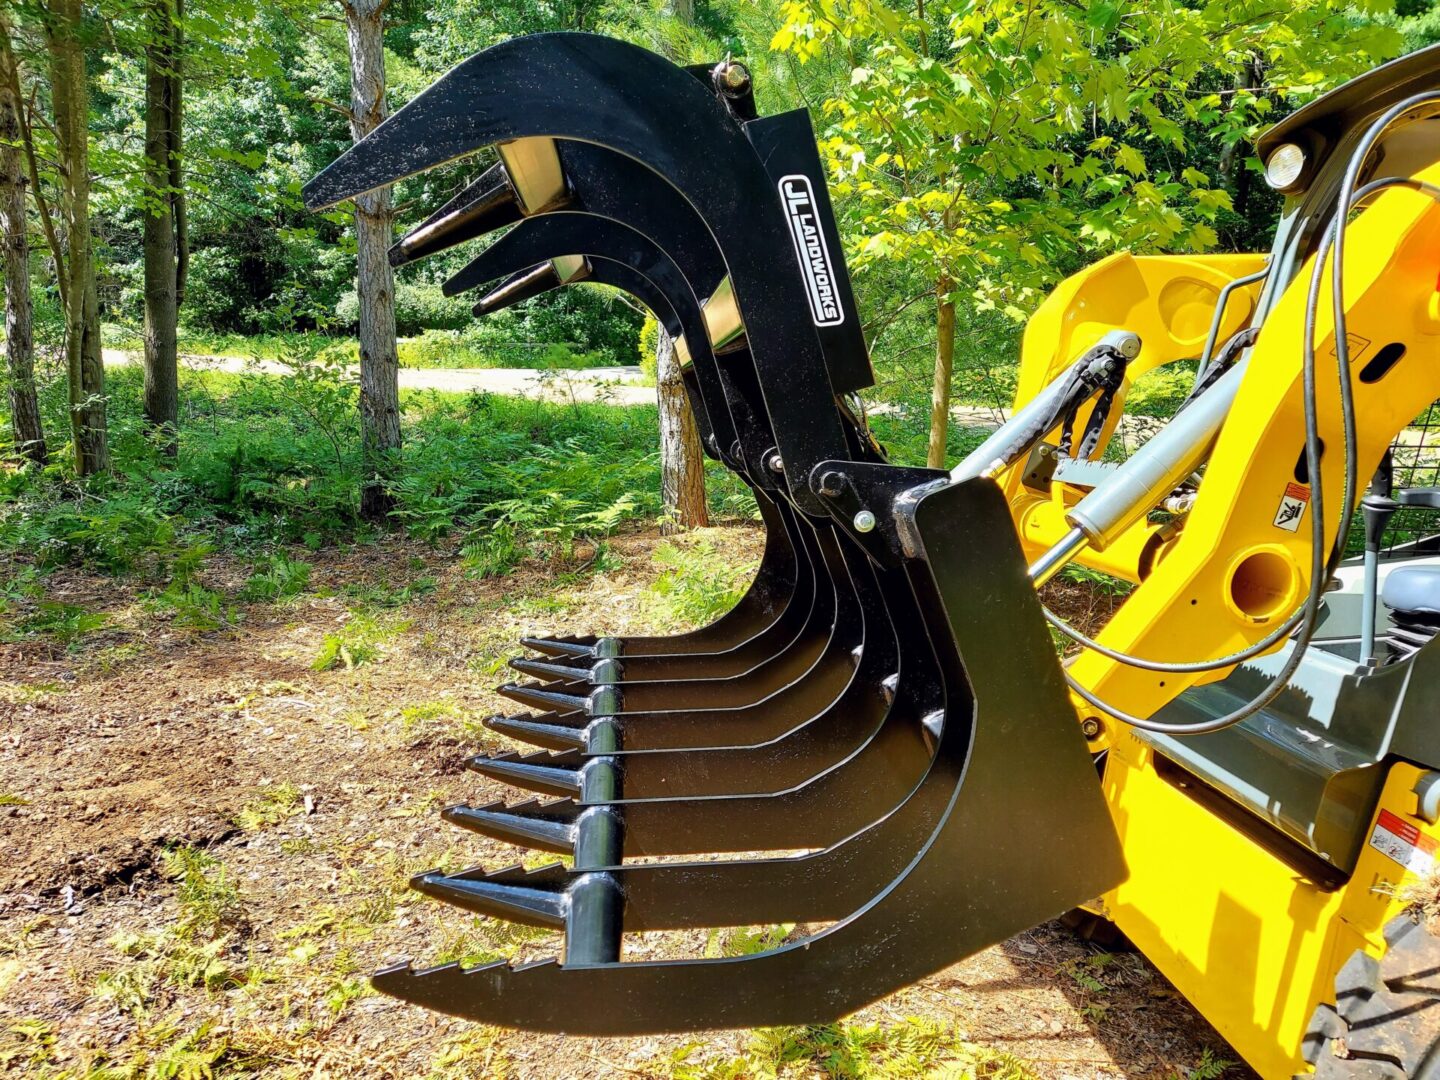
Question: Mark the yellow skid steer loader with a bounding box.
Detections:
[303,36,1440,1079]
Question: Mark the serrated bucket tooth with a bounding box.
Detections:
[466,750,584,797]
[497,682,595,714]
[484,713,587,751]
[388,161,523,268]
[441,800,579,854]
[509,656,594,682]
[519,636,600,659]
[410,868,567,929]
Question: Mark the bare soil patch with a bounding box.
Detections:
[0,525,1246,1078]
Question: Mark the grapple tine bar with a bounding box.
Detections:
[484,712,587,751]
[388,161,524,268]
[411,869,567,929]
[465,750,582,797]
[441,800,579,854]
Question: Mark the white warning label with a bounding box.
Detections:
[1273,481,1310,533]
[1370,809,1437,876]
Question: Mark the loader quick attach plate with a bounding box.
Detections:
[303,30,1123,1034]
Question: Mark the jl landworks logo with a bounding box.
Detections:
[778,174,845,328]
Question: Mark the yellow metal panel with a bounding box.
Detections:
[1104,735,1438,1079]
[1071,172,1440,718]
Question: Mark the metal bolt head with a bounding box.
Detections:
[853,510,877,533]
[715,61,751,96]
[767,455,784,473]
[1080,716,1102,739]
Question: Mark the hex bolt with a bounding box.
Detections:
[1080,716,1102,739]
[853,510,877,533]
[714,61,751,97]
[768,455,784,473]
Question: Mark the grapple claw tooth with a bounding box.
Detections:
[441,801,579,854]
[508,656,592,682]
[473,262,569,316]
[497,682,595,714]
[484,713,587,751]
[466,749,584,797]
[519,636,599,659]
[411,869,566,929]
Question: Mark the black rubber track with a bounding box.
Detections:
[1301,914,1440,1080]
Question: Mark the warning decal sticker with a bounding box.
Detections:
[1328,332,1372,363]
[1273,481,1310,533]
[1369,809,1437,876]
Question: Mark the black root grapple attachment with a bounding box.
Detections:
[304,31,1124,1034]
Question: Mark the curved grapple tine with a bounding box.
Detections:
[302,31,849,514]
[445,212,748,475]
[421,137,812,659]
[449,213,821,678]
[378,480,1124,1033]
[499,522,845,714]
[482,539,892,765]
[484,712,587,751]
[519,634,599,658]
[389,161,526,268]
[455,219,832,685]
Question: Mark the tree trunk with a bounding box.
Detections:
[47,0,107,475]
[142,0,181,450]
[655,328,708,533]
[651,0,706,530]
[341,0,400,523]
[0,16,44,465]
[926,282,956,469]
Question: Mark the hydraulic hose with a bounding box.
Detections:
[1056,105,1440,735]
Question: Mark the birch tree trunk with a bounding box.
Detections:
[340,0,400,522]
[47,0,107,475]
[0,17,44,465]
[655,328,708,533]
[142,0,182,450]
[926,280,956,469]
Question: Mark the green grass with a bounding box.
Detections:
[311,611,407,671]
[103,322,625,371]
[0,362,698,569]
[661,1018,1040,1080]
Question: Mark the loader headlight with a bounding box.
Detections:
[1264,143,1307,192]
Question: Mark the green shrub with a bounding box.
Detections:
[337,282,472,335]
[637,314,659,384]
[7,602,108,649]
[239,553,312,602]
[645,539,755,628]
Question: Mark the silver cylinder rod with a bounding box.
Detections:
[1359,547,1381,665]
[1028,526,1089,587]
[1066,358,1248,552]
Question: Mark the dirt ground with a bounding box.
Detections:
[0,525,1249,1078]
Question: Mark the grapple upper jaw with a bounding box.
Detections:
[302,31,851,513]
